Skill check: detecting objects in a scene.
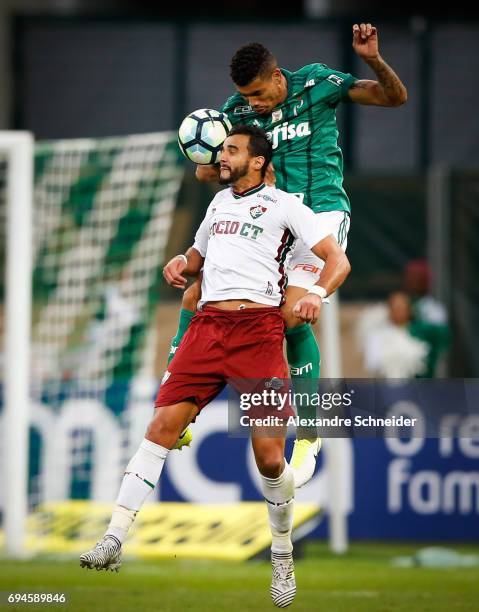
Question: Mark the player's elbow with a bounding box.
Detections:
[392,90,407,107]
[340,253,351,280]
[386,87,408,107]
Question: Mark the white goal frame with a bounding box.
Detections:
[320,293,349,553]
[1,132,34,557]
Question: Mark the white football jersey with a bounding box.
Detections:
[193,183,332,307]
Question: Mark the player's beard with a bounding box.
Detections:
[219,160,250,185]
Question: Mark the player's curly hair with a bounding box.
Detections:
[228,124,272,177]
[230,43,276,86]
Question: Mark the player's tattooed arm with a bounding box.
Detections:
[348,23,407,107]
[195,164,220,182]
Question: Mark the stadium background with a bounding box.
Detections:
[0,1,478,610]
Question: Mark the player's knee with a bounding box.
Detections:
[182,282,201,312]
[256,453,284,479]
[145,410,182,448]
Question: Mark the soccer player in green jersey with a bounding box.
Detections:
[169,23,407,486]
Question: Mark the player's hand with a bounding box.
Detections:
[292,293,322,324]
[195,164,221,183]
[265,162,276,186]
[163,255,188,289]
[352,23,379,61]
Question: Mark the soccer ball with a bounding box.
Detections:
[178,108,232,165]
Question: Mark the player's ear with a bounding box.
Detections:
[271,67,282,84]
[253,156,265,172]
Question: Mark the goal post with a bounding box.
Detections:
[0,130,184,558]
[320,292,349,554]
[1,131,34,557]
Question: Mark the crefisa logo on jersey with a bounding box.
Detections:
[267,121,311,150]
[249,204,267,219]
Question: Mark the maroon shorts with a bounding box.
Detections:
[155,306,291,413]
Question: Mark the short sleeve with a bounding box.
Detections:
[192,216,210,257]
[312,64,357,106]
[220,94,253,127]
[284,195,333,248]
[192,196,219,257]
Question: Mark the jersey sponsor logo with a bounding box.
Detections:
[210,220,241,235]
[271,109,283,123]
[327,74,344,87]
[292,263,321,274]
[305,78,316,88]
[266,281,274,296]
[258,193,277,203]
[267,121,311,150]
[249,204,267,219]
[210,219,264,240]
[234,105,255,115]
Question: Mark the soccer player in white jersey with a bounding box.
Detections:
[80,125,350,608]
[171,23,408,487]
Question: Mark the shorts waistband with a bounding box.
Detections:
[200,305,281,317]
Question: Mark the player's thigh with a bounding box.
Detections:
[251,433,286,478]
[182,276,202,311]
[281,285,309,329]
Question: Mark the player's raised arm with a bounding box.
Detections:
[195,164,221,182]
[347,23,407,107]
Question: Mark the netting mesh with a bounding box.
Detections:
[30,133,182,401]
[0,132,184,508]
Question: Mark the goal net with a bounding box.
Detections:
[0,132,184,553]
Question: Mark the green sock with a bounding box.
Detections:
[285,324,320,439]
[167,308,195,365]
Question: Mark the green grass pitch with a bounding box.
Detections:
[0,543,478,611]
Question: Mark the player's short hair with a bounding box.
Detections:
[228,124,272,177]
[230,42,276,86]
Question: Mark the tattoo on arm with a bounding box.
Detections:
[369,58,406,104]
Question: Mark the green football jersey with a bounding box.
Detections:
[221,63,357,213]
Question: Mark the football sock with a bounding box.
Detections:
[285,324,320,439]
[167,308,195,365]
[260,462,295,554]
[105,438,169,543]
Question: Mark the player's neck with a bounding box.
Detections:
[270,72,288,108]
[277,72,288,105]
[231,177,265,196]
